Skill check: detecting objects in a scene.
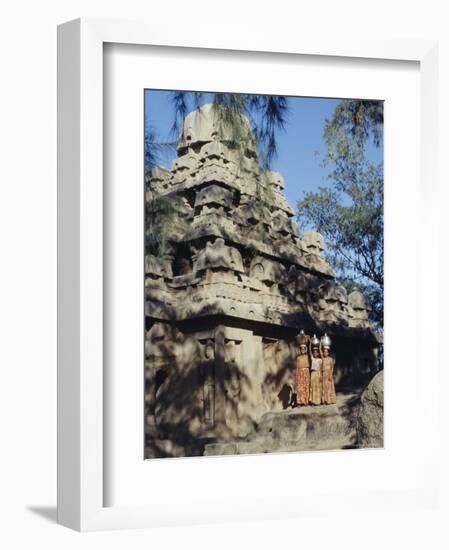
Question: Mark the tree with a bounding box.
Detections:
[297,100,384,328]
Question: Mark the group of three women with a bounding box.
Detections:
[295,332,336,406]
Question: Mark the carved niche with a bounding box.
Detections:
[249,255,288,285]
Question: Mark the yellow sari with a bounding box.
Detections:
[310,356,322,405]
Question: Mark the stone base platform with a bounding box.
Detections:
[204,390,363,456]
[145,389,380,459]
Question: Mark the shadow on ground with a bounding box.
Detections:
[26,506,57,523]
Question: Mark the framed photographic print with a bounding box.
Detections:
[142,90,383,460]
[58,18,440,531]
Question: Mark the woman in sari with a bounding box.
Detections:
[309,334,322,405]
[321,333,336,405]
[295,330,310,406]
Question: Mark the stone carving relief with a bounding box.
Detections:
[348,290,372,328]
[148,165,171,194]
[263,170,285,190]
[145,323,179,437]
[146,255,173,279]
[235,196,270,225]
[318,281,349,324]
[270,189,294,216]
[239,156,260,177]
[172,195,194,219]
[293,271,315,306]
[177,103,256,154]
[302,230,325,255]
[169,153,200,185]
[195,238,244,273]
[194,184,234,212]
[173,152,198,172]
[271,210,297,237]
[249,255,288,285]
[300,231,335,276]
[198,140,232,164]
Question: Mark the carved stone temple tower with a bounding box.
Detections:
[145,104,378,458]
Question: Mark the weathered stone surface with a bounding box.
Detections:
[195,184,234,211]
[146,255,173,278]
[199,140,232,163]
[235,199,270,225]
[177,103,256,153]
[348,290,372,328]
[264,170,285,190]
[356,370,384,447]
[318,281,349,324]
[147,165,170,188]
[302,230,325,254]
[204,391,361,456]
[249,255,288,284]
[195,238,244,273]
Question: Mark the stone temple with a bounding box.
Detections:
[145,104,379,458]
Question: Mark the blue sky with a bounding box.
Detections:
[144,90,382,209]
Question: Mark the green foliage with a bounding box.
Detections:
[324,100,383,152]
[144,125,177,176]
[145,126,188,261]
[145,195,189,259]
[297,100,384,328]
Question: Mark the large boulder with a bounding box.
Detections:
[357,370,384,447]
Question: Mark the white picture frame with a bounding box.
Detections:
[57,17,439,531]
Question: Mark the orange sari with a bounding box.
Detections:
[322,356,336,404]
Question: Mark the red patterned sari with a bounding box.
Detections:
[296,354,310,405]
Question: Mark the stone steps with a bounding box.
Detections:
[204,391,361,456]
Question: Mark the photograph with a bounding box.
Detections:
[144,90,384,459]
[0,0,443,541]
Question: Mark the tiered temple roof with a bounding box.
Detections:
[145,104,373,335]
